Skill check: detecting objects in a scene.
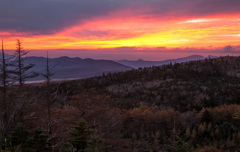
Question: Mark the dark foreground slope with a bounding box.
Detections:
[2,56,240,152]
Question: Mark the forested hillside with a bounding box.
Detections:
[84,56,240,110]
[1,56,240,152]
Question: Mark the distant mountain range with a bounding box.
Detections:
[0,54,217,81]
[25,56,132,81]
[116,55,217,68]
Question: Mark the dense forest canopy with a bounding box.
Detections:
[1,53,240,151]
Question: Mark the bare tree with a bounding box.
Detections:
[0,39,13,106]
[42,52,54,87]
[42,52,54,136]
[12,39,38,88]
[0,39,13,141]
[0,40,38,142]
[1,39,7,103]
[0,39,7,115]
[0,93,35,141]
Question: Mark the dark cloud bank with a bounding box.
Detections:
[1,0,240,35]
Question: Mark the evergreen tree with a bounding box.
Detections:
[201,110,212,123]
[3,123,29,151]
[68,119,94,152]
[26,128,49,152]
[169,136,190,152]
[1,124,49,152]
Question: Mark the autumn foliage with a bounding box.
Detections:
[1,44,240,151]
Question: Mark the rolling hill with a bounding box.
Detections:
[25,56,133,80]
[116,55,215,68]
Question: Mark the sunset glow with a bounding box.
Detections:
[1,0,240,59]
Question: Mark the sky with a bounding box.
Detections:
[1,0,240,60]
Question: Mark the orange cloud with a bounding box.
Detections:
[1,15,240,53]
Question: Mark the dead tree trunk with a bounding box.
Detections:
[42,52,54,136]
[13,39,38,88]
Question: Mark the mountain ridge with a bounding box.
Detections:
[0,54,218,81]
[24,56,133,80]
[116,55,217,68]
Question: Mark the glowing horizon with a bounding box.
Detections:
[1,0,240,60]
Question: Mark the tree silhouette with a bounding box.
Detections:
[42,52,54,136]
[0,39,7,104]
[12,39,38,88]
[0,39,13,141]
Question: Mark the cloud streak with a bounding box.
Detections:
[1,0,240,34]
[1,0,240,60]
